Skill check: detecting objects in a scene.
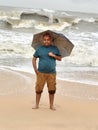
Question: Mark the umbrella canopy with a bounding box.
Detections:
[31,30,74,57]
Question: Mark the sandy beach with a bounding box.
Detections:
[0,67,98,130]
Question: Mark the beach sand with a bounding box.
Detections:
[0,67,98,130]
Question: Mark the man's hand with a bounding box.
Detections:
[48,52,55,57]
[48,52,62,61]
[35,70,39,75]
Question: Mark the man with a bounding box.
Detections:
[32,32,62,110]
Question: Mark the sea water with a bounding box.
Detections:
[0,6,98,86]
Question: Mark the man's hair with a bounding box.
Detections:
[43,32,52,39]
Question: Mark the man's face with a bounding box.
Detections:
[43,35,52,46]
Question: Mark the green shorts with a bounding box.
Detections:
[35,72,56,93]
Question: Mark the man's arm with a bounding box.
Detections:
[32,57,39,74]
[48,52,62,61]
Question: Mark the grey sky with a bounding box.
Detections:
[0,0,98,13]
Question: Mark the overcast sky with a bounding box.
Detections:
[0,0,98,13]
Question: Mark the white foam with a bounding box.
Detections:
[57,77,98,86]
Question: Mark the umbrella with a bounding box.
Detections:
[31,30,74,57]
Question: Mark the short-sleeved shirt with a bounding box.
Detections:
[33,45,61,73]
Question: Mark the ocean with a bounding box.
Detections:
[0,6,98,86]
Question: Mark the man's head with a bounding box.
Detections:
[43,33,52,46]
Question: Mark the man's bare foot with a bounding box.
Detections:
[50,106,56,111]
[32,106,39,109]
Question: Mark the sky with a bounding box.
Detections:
[0,0,98,13]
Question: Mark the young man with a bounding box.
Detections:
[32,32,62,110]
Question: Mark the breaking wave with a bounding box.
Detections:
[0,7,98,31]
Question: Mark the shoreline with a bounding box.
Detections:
[1,65,98,86]
[0,67,98,100]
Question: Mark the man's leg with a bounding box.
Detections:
[36,93,41,108]
[32,92,42,109]
[47,74,56,110]
[49,92,56,110]
[32,92,41,109]
[33,72,45,109]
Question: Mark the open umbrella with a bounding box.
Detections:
[31,30,74,57]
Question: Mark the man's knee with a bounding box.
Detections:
[48,90,56,94]
[36,91,43,94]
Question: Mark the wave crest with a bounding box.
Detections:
[0,7,98,31]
